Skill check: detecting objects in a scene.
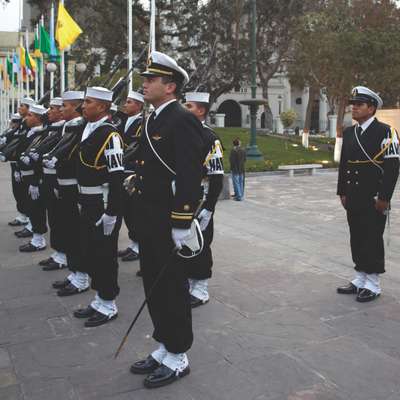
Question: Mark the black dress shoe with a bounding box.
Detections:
[52,278,70,289]
[73,305,97,319]
[118,248,131,258]
[8,219,28,227]
[144,365,190,389]
[19,242,46,252]
[15,228,33,238]
[57,283,89,297]
[337,282,359,294]
[39,257,55,266]
[130,356,160,375]
[190,294,209,308]
[356,288,380,303]
[84,311,117,327]
[42,261,67,271]
[136,269,143,277]
[122,249,139,262]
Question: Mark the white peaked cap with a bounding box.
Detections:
[127,91,144,103]
[142,51,189,86]
[50,97,63,106]
[350,86,383,109]
[185,92,210,104]
[20,97,35,106]
[30,104,48,115]
[85,86,113,102]
[62,91,85,101]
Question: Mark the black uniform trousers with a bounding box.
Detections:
[135,200,193,354]
[347,199,387,274]
[122,175,137,243]
[185,216,214,280]
[58,185,81,272]
[41,174,64,252]
[78,194,121,301]
[10,164,27,215]
[23,180,47,235]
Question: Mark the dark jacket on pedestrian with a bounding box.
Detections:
[230,145,246,174]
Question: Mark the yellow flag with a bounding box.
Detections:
[55,3,82,50]
[19,46,26,68]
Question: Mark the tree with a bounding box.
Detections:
[288,0,400,137]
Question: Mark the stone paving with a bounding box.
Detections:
[1,165,400,400]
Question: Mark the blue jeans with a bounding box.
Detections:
[232,174,244,200]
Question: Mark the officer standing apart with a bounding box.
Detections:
[128,51,204,388]
[72,87,124,327]
[184,92,224,307]
[337,86,399,302]
[118,90,144,264]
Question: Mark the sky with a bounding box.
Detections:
[0,0,21,32]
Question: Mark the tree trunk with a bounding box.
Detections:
[334,96,347,162]
[302,85,318,148]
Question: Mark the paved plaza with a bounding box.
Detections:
[0,166,400,400]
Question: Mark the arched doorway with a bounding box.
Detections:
[217,100,242,127]
[261,107,273,130]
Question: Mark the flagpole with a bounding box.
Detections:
[150,0,156,52]
[11,51,15,114]
[60,0,65,94]
[128,0,133,91]
[50,3,55,99]
[17,41,22,104]
[40,15,45,98]
[34,24,39,101]
[0,65,4,131]
[25,28,30,98]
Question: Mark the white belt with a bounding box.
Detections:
[21,170,34,176]
[78,185,104,195]
[58,178,78,186]
[10,161,17,164]
[43,167,56,175]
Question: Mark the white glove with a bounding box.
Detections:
[0,154,6,162]
[30,152,39,161]
[0,137,6,145]
[172,227,192,250]
[43,156,58,169]
[54,188,59,199]
[14,171,21,182]
[95,213,117,236]
[21,155,31,165]
[28,185,40,200]
[198,209,213,231]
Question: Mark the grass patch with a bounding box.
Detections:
[215,128,336,172]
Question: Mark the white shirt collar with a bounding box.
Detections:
[27,125,43,138]
[358,116,375,133]
[81,116,108,142]
[50,120,65,127]
[154,99,177,119]
[125,113,142,132]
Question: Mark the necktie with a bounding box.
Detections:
[356,126,363,139]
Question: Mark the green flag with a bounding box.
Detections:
[33,32,41,58]
[6,56,13,80]
[40,25,52,55]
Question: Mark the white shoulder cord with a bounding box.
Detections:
[354,126,384,174]
[145,112,176,176]
[355,126,391,246]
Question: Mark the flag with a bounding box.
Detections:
[56,3,82,50]
[6,56,13,80]
[25,47,36,72]
[33,31,41,58]
[19,46,26,69]
[12,53,19,74]
[39,25,51,55]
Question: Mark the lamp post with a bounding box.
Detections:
[239,0,265,160]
